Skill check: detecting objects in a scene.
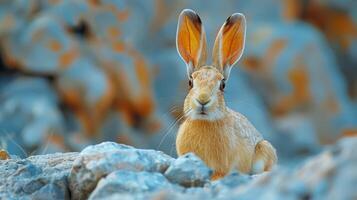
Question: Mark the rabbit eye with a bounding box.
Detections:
[188,79,193,88]
[220,80,225,91]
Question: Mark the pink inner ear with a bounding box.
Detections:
[213,13,246,70]
[176,10,205,68]
[221,15,245,66]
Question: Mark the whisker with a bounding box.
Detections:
[156,108,192,151]
[3,131,28,158]
[0,134,7,150]
[38,127,55,156]
[157,112,185,150]
[169,109,192,157]
[156,105,180,122]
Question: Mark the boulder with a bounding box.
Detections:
[232,137,357,200]
[68,142,173,200]
[164,153,213,187]
[89,170,181,200]
[0,138,356,199]
[0,152,78,200]
[0,77,65,155]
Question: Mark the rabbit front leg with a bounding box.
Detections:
[251,140,277,174]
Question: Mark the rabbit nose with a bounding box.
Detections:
[197,99,210,106]
[197,93,210,106]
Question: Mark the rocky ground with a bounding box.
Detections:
[1,137,357,200]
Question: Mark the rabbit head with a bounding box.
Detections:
[176,9,246,120]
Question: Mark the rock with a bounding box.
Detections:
[0,138,356,199]
[210,172,252,197]
[0,152,78,200]
[232,137,357,200]
[149,188,214,200]
[164,153,213,187]
[0,149,10,160]
[80,141,134,153]
[274,114,321,163]
[89,170,180,200]
[68,142,174,200]
[243,21,357,144]
[0,77,65,156]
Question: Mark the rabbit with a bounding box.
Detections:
[175,9,277,180]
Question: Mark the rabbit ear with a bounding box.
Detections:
[213,13,246,80]
[176,9,207,77]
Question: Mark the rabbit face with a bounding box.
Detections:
[184,66,226,120]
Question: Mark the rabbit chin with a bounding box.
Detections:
[188,109,225,121]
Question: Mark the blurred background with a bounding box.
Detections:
[0,0,356,167]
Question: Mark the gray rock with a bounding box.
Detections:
[89,170,180,200]
[164,153,213,187]
[0,77,64,156]
[0,138,356,200]
[0,152,78,200]
[68,142,174,200]
[210,172,252,198]
[149,188,214,200]
[232,137,357,200]
[80,141,134,154]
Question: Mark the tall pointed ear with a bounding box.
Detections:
[213,13,246,80]
[176,9,207,77]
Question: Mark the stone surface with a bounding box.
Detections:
[0,138,356,199]
[89,170,180,200]
[231,137,357,200]
[0,77,65,156]
[209,172,253,198]
[68,142,174,200]
[0,152,78,200]
[164,153,213,187]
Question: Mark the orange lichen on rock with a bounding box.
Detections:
[59,49,79,68]
[341,129,357,138]
[282,0,302,21]
[130,49,156,118]
[0,149,10,160]
[92,71,116,129]
[242,39,287,73]
[117,134,133,146]
[242,56,261,71]
[288,65,311,103]
[87,0,101,7]
[150,0,174,33]
[110,48,157,133]
[323,94,340,114]
[46,134,69,151]
[112,41,125,53]
[48,0,61,5]
[116,9,130,21]
[57,87,94,136]
[264,39,287,71]
[48,40,62,52]
[1,14,15,30]
[107,26,121,39]
[272,61,311,116]
[57,72,116,137]
[283,0,357,51]
[2,52,24,69]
